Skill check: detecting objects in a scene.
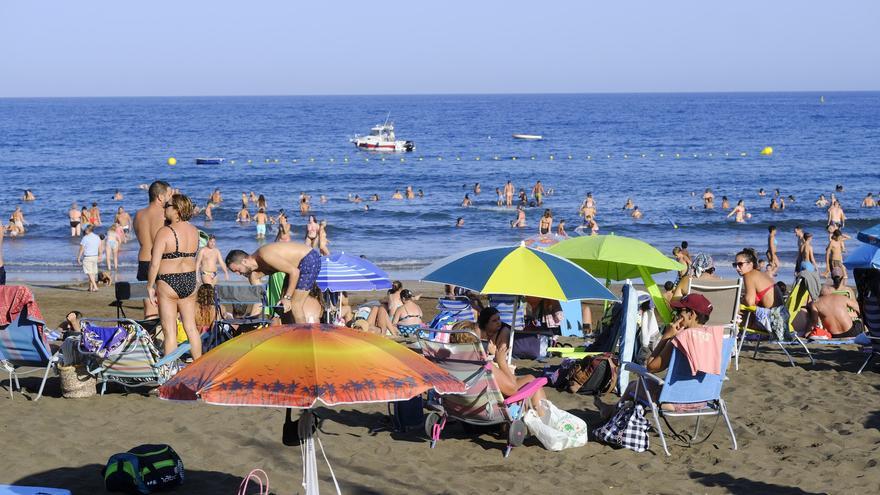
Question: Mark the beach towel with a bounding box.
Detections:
[0,285,44,326]
[755,305,791,341]
[799,271,822,300]
[671,326,723,376]
[81,324,129,358]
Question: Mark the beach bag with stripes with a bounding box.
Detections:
[103,444,184,494]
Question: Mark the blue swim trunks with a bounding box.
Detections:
[256,224,267,236]
[295,249,321,291]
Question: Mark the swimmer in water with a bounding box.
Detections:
[862,193,876,208]
[623,198,634,210]
[538,209,553,235]
[556,219,567,237]
[461,194,472,207]
[456,217,464,228]
[758,188,766,197]
[510,206,526,228]
[631,206,643,219]
[727,199,747,223]
[474,183,481,195]
[720,196,730,210]
[237,205,251,223]
[702,188,715,209]
[391,190,403,200]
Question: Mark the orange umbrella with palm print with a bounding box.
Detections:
[159,324,464,494]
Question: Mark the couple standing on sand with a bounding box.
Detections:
[134,181,321,362]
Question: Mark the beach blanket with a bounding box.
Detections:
[81,324,129,358]
[0,285,45,326]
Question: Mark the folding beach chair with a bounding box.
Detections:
[80,318,189,394]
[0,286,59,401]
[429,298,476,329]
[206,284,274,351]
[738,279,814,367]
[418,328,548,458]
[624,336,738,456]
[855,268,880,374]
[686,278,742,368]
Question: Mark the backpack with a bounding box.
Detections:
[562,353,619,395]
[103,444,184,494]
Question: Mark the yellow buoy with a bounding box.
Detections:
[167,157,177,166]
[761,146,773,156]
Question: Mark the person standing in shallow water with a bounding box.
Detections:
[68,203,82,237]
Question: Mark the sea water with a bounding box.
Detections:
[1,92,879,283]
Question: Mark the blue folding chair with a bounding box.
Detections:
[0,299,59,401]
[624,336,738,456]
[431,298,475,327]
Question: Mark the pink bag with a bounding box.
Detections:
[237,469,270,495]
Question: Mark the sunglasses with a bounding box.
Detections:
[732,261,751,268]
[163,203,174,209]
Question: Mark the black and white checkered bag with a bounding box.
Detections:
[593,402,650,453]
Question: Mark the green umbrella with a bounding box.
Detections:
[548,234,685,322]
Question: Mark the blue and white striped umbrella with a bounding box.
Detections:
[857,223,880,248]
[317,253,392,292]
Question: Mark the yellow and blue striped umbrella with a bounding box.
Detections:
[419,243,616,302]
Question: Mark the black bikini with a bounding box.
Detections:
[157,226,197,298]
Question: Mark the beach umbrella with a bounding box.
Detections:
[160,324,465,494]
[857,223,880,248]
[547,234,685,323]
[317,252,392,292]
[844,242,880,270]
[418,243,617,361]
[522,233,566,251]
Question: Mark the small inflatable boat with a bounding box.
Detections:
[512,134,543,141]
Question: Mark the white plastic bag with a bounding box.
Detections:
[523,399,588,451]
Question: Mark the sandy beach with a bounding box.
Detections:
[1,282,877,495]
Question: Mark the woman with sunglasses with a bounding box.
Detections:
[147,194,202,360]
[733,248,778,309]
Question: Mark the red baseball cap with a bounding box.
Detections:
[670,293,713,317]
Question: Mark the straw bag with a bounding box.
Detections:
[59,364,96,398]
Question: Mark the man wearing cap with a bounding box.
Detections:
[648,293,715,373]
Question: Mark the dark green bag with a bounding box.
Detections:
[103,444,184,494]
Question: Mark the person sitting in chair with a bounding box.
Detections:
[807,286,862,338]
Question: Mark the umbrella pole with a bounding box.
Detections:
[508,296,522,364]
[637,266,673,324]
[299,410,341,495]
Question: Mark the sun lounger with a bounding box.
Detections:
[0,286,60,401]
[624,336,737,456]
[80,318,189,394]
[419,327,547,458]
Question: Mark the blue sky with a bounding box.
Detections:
[1,1,877,97]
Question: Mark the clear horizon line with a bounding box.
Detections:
[1,88,878,100]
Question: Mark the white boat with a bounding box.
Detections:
[512,134,543,141]
[351,117,415,152]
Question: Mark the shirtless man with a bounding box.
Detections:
[135,180,173,318]
[702,188,715,209]
[862,193,876,208]
[405,186,415,199]
[807,287,862,338]
[793,225,805,273]
[196,235,229,285]
[824,230,847,280]
[503,180,514,207]
[391,190,403,200]
[113,190,124,201]
[720,196,730,209]
[254,208,270,240]
[827,200,846,230]
[68,203,82,237]
[237,205,251,223]
[532,181,545,206]
[23,190,36,201]
[225,242,321,324]
[801,232,818,271]
[623,198,634,210]
[114,207,132,241]
[631,206,643,219]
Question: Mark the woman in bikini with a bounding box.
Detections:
[392,289,423,337]
[538,209,553,235]
[317,220,330,255]
[275,211,291,242]
[304,215,319,248]
[476,307,548,417]
[147,194,202,360]
[734,247,777,309]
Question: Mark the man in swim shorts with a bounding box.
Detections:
[225,242,321,324]
[135,180,173,317]
[196,234,229,285]
[807,287,862,338]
